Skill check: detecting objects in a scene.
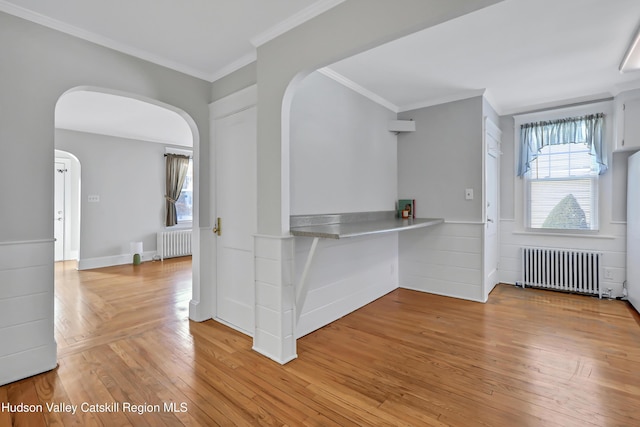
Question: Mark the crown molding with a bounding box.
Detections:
[504,94,613,118]
[612,79,640,97]
[620,21,640,73]
[0,0,212,81]
[208,52,257,83]
[317,67,399,113]
[250,0,346,47]
[398,89,487,113]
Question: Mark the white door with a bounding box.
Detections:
[215,106,257,335]
[483,118,501,300]
[54,161,67,261]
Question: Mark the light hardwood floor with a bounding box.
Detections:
[2,258,640,426]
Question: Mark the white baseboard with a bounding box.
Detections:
[252,344,298,365]
[77,250,157,270]
[189,300,212,322]
[400,283,485,303]
[214,316,253,337]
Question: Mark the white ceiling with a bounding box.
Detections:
[0,0,344,81]
[5,0,640,138]
[326,0,640,115]
[0,0,344,144]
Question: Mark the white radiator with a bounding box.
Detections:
[521,247,602,297]
[157,230,192,260]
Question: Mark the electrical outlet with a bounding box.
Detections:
[465,188,474,200]
[604,268,613,280]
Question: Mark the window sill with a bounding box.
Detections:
[512,230,617,239]
[165,222,193,230]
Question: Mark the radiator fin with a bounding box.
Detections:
[521,247,601,297]
[157,230,192,260]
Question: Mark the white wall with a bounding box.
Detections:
[0,11,209,386]
[397,96,486,301]
[499,100,627,297]
[290,71,399,337]
[56,129,190,268]
[217,0,504,363]
[256,0,504,236]
[290,71,397,214]
[398,97,484,221]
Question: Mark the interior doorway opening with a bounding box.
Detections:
[54,150,81,263]
[53,86,201,322]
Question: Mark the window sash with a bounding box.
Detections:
[528,143,597,180]
[525,175,598,231]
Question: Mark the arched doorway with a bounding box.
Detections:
[54,85,201,307]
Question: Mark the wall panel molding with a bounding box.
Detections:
[0,239,57,386]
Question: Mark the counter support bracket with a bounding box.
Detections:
[295,237,320,323]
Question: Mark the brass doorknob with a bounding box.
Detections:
[212,217,221,236]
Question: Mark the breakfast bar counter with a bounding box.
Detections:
[290,211,444,323]
[290,211,443,239]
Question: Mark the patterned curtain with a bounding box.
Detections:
[517,113,606,176]
[165,154,190,227]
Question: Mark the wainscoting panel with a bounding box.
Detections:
[0,240,57,386]
[253,235,296,364]
[499,220,627,297]
[399,222,484,302]
[294,233,399,339]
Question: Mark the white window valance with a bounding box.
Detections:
[517,113,606,177]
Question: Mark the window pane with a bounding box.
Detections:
[527,144,598,231]
[529,143,596,179]
[528,178,596,230]
[176,159,193,222]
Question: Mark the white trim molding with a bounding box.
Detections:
[0,0,212,81]
[77,251,157,270]
[399,89,487,113]
[317,67,399,112]
[250,0,346,47]
[209,85,257,120]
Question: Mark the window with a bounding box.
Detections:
[165,151,192,227]
[526,143,598,230]
[175,158,193,223]
[517,112,606,232]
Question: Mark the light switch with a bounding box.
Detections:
[465,188,474,200]
[88,195,100,203]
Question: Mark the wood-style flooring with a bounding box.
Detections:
[2,258,640,426]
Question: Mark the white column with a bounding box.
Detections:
[253,234,297,364]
